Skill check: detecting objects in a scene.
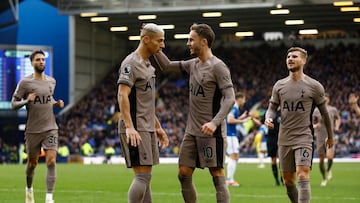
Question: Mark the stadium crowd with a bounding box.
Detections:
[1,41,359,164]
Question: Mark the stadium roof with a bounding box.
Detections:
[3,0,360,40]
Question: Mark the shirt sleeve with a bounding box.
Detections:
[213,61,233,90]
[117,62,135,87]
[12,80,26,101]
[313,81,326,106]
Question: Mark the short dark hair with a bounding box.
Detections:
[190,23,215,48]
[30,50,45,62]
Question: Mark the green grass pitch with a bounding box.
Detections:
[0,162,359,203]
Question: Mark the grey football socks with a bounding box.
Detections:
[298,179,311,203]
[178,175,197,203]
[46,163,56,193]
[319,162,326,180]
[213,176,230,203]
[26,164,35,188]
[286,185,298,203]
[128,172,151,203]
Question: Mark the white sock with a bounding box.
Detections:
[46,193,53,201]
[26,187,33,192]
[259,153,264,165]
[227,158,237,181]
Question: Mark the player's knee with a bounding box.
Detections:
[283,178,296,186]
[28,158,38,168]
[178,166,194,176]
[209,168,224,177]
[46,158,56,167]
[297,170,310,180]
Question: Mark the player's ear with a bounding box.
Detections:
[201,37,208,47]
[142,35,150,44]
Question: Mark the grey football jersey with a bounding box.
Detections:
[12,75,58,133]
[181,56,233,137]
[117,52,156,133]
[269,75,326,147]
[313,105,338,140]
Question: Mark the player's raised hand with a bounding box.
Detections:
[56,99,64,108]
[27,92,36,102]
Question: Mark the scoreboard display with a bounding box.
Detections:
[0,45,52,109]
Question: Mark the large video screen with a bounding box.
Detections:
[0,45,53,109]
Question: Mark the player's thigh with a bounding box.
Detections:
[278,146,296,173]
[25,132,43,158]
[196,136,226,169]
[316,137,326,156]
[294,146,313,168]
[178,134,198,168]
[260,142,267,152]
[120,132,158,168]
[119,133,132,167]
[42,129,58,151]
[226,136,239,155]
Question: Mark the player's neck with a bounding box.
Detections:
[33,72,45,80]
[136,46,151,61]
[289,71,304,81]
[198,48,213,63]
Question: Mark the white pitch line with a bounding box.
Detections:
[1,188,358,201]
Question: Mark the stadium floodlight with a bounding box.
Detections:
[202,12,222,17]
[285,20,304,25]
[110,26,128,32]
[128,36,141,40]
[159,24,175,30]
[80,12,98,17]
[299,29,318,35]
[235,31,254,37]
[138,15,157,20]
[333,1,354,6]
[263,32,284,41]
[90,17,109,22]
[219,22,238,27]
[270,9,290,15]
[354,18,360,22]
[174,34,189,39]
[340,7,360,12]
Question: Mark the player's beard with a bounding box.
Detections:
[34,65,45,74]
[189,46,200,56]
[287,63,300,72]
[288,66,300,72]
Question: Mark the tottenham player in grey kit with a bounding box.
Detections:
[155,23,235,203]
[117,23,169,203]
[265,47,334,203]
[313,93,341,186]
[11,50,64,203]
